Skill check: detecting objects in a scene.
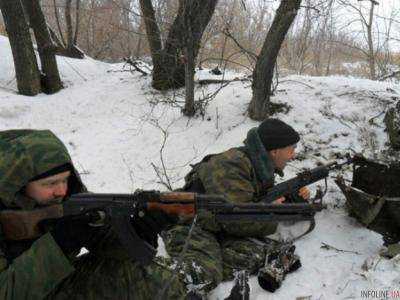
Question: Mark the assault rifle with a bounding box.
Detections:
[246,154,355,238]
[259,154,355,204]
[0,156,355,264]
[0,191,325,264]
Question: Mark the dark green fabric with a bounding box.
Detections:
[380,243,400,258]
[162,224,223,293]
[220,237,268,280]
[163,224,270,295]
[194,148,277,237]
[243,127,278,186]
[0,233,75,300]
[163,141,280,294]
[46,253,187,300]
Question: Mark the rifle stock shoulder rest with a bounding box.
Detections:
[0,205,63,240]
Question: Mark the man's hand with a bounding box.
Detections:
[272,197,285,204]
[298,187,310,201]
[272,187,310,204]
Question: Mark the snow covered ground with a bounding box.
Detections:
[1,35,399,299]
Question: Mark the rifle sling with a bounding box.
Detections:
[109,215,156,265]
[216,213,317,242]
[291,219,316,242]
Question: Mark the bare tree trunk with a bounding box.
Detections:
[65,0,74,47]
[22,0,63,94]
[0,0,41,95]
[295,1,312,74]
[218,0,237,68]
[139,0,164,85]
[313,0,334,76]
[325,46,333,76]
[140,0,218,91]
[49,0,84,58]
[325,6,335,76]
[49,25,65,49]
[338,0,378,80]
[59,0,84,58]
[183,2,195,117]
[134,18,145,58]
[48,24,84,59]
[53,0,66,46]
[366,0,376,80]
[121,0,132,56]
[73,0,81,45]
[248,0,302,121]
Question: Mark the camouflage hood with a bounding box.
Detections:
[243,127,278,187]
[0,129,85,209]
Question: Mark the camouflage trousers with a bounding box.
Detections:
[46,252,187,300]
[162,224,271,294]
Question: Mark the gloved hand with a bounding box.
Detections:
[131,209,178,248]
[47,216,97,255]
[257,243,301,292]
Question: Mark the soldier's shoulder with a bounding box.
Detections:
[206,148,252,172]
[214,148,250,162]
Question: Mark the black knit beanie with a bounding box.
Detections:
[257,118,300,150]
[30,163,72,182]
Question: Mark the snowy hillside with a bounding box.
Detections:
[0,35,399,299]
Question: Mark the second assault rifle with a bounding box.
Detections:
[0,156,355,264]
[259,154,355,203]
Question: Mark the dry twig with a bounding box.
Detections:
[321,242,362,255]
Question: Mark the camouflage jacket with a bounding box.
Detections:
[183,139,278,238]
[0,130,129,299]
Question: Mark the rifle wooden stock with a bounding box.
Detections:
[0,205,63,240]
[147,192,195,216]
[158,192,195,202]
[146,202,195,216]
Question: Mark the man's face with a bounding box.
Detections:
[269,144,297,171]
[25,171,71,206]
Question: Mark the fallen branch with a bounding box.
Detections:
[321,242,362,255]
[123,57,149,76]
[198,57,253,73]
[368,111,385,125]
[197,77,250,86]
[0,86,17,93]
[280,79,315,89]
[378,70,400,81]
[195,81,231,117]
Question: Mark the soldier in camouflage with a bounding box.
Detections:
[0,129,188,299]
[162,119,310,297]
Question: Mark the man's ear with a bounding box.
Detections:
[268,149,277,158]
